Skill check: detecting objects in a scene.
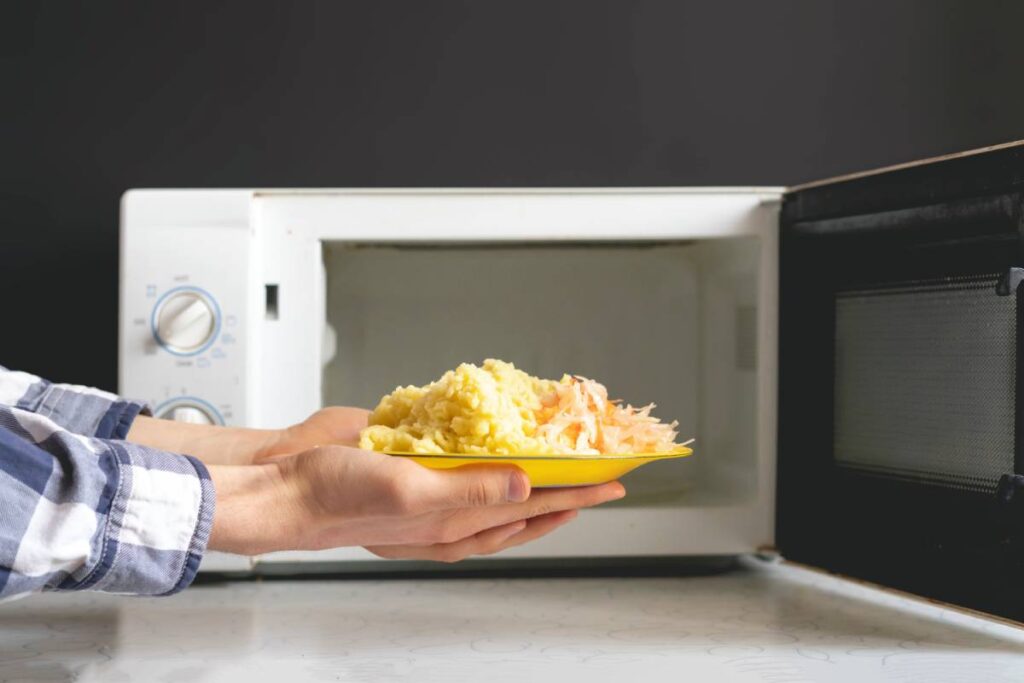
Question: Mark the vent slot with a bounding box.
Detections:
[265,284,279,320]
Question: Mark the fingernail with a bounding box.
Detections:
[505,520,527,537]
[507,472,530,502]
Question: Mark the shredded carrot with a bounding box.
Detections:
[534,376,681,454]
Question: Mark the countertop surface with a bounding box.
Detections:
[2,559,1022,682]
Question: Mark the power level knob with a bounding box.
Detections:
[154,291,217,353]
[167,405,216,425]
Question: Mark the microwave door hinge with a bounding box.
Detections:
[995,268,1024,296]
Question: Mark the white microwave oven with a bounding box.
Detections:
[119,141,1024,622]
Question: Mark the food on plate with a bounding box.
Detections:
[358,359,688,456]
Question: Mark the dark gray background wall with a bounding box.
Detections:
[4,0,1024,391]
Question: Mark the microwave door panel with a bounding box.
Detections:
[777,140,1024,623]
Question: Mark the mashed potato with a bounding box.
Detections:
[358,360,561,455]
[359,359,682,456]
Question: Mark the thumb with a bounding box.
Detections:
[421,464,531,510]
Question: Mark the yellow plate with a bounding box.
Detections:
[385,447,693,487]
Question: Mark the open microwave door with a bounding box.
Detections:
[776,140,1024,622]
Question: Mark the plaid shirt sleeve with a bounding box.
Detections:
[0,365,215,599]
[0,365,148,439]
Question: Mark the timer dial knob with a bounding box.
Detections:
[154,291,217,353]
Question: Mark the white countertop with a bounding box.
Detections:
[2,558,1022,682]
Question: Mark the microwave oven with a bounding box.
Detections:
[119,140,1024,622]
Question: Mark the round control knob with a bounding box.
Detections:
[154,291,217,353]
[167,405,216,425]
[155,398,224,426]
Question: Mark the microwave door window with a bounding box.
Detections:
[833,275,1016,493]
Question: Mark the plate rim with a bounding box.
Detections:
[382,447,693,461]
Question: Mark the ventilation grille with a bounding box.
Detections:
[833,274,1016,493]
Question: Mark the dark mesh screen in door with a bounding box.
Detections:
[833,275,1016,492]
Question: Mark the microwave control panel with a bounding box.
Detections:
[119,191,252,427]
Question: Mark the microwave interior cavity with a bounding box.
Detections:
[320,238,762,509]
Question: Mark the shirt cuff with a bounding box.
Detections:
[75,443,216,596]
[96,400,149,440]
[16,377,151,440]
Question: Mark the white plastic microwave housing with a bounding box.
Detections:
[119,187,786,572]
[117,142,1024,625]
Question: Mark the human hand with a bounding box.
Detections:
[259,407,372,461]
[126,406,371,467]
[208,445,625,561]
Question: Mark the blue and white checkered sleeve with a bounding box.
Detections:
[0,365,148,440]
[0,406,215,599]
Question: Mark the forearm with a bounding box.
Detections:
[126,415,285,466]
[206,461,309,555]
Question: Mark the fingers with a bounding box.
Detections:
[367,509,579,563]
[428,480,625,542]
[367,518,528,562]
[274,407,372,458]
[490,509,578,552]
[395,479,625,545]
[408,464,532,512]
[281,448,533,521]
[516,482,626,517]
[313,406,372,424]
[405,463,627,517]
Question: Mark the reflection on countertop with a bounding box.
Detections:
[1,558,1022,682]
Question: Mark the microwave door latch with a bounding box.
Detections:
[996,267,1024,543]
[997,267,1024,491]
[996,474,1024,505]
[995,268,1024,296]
